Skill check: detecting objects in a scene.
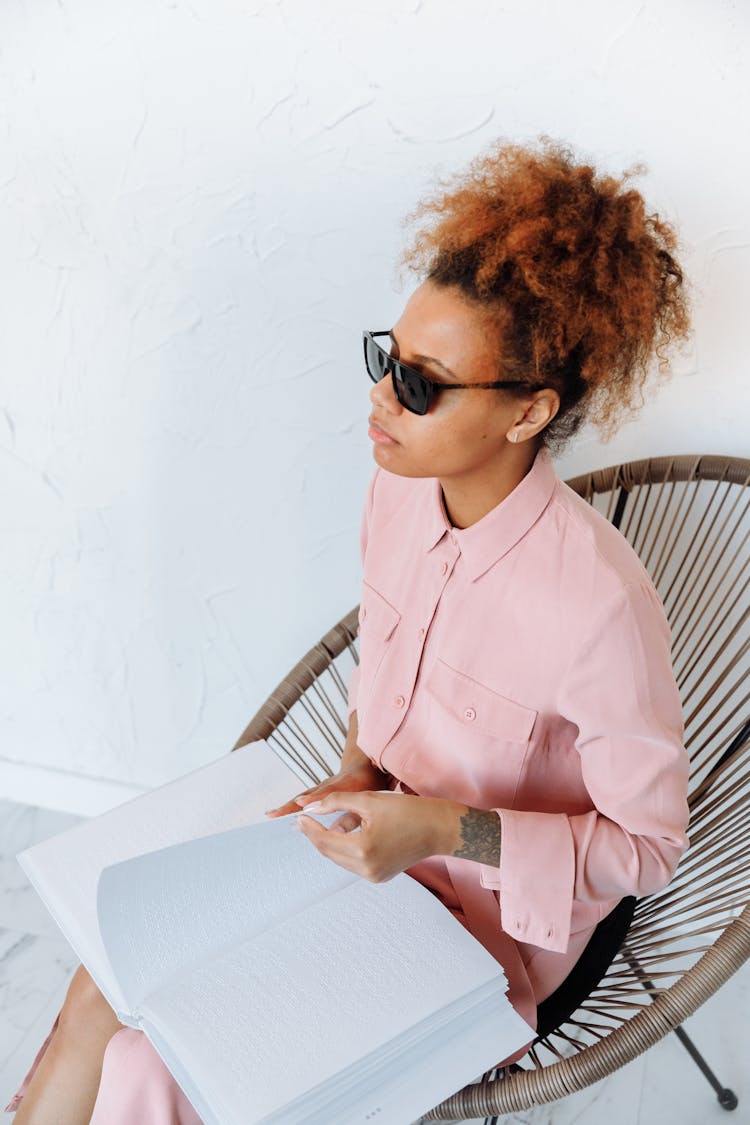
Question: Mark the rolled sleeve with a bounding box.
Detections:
[485,810,575,953]
[481,580,690,954]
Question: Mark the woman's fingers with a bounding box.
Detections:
[265,778,343,817]
[297,791,371,820]
[297,792,437,884]
[265,788,318,817]
[329,812,362,833]
[295,815,363,868]
[293,792,321,807]
[265,768,377,819]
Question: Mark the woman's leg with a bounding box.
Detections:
[12,965,123,1125]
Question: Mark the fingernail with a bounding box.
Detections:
[302,800,324,812]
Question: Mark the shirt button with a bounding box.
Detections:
[361,607,367,620]
[441,561,449,575]
[395,695,405,708]
[464,707,476,721]
[418,627,425,639]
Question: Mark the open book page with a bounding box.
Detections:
[295,990,530,1125]
[96,812,358,1015]
[17,740,303,1014]
[134,872,518,1125]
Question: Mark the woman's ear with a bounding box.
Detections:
[522,389,560,431]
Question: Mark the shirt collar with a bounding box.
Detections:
[423,445,559,581]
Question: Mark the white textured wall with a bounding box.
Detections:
[1,0,748,813]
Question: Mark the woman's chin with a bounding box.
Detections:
[372,441,399,462]
[372,447,430,479]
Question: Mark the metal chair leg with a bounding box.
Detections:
[625,952,738,1111]
[671,1025,739,1110]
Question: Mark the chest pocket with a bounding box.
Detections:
[419,658,538,809]
[425,658,537,741]
[358,583,400,641]
[356,583,401,701]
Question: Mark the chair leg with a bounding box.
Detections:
[670,1025,738,1111]
[625,953,738,1111]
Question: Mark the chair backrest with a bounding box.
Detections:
[233,452,750,1117]
[564,453,750,806]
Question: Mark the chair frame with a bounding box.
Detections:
[232,452,750,1120]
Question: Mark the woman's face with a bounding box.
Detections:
[368,280,558,481]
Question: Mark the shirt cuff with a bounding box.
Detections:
[478,808,575,954]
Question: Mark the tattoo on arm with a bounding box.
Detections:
[452,807,501,866]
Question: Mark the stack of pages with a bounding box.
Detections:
[18,739,534,1124]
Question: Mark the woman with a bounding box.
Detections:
[8,137,691,1122]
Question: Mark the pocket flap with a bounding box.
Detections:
[358,584,401,641]
[425,658,537,742]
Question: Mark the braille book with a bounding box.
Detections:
[17,740,534,1125]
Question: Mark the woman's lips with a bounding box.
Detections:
[368,422,398,445]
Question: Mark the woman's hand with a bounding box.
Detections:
[294,790,460,883]
[264,756,391,819]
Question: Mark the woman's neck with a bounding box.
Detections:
[439,444,539,529]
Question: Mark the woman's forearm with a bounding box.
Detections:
[436,801,502,866]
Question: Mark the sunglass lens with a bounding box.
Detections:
[396,366,430,414]
[364,335,388,383]
[364,335,431,415]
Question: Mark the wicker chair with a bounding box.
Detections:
[232,453,750,1121]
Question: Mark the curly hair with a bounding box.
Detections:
[396,136,691,455]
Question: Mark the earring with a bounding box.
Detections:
[512,431,519,443]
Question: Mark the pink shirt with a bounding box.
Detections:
[347,445,689,1035]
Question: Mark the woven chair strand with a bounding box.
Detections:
[565,453,750,495]
[232,609,359,751]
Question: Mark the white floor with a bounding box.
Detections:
[1,798,748,1124]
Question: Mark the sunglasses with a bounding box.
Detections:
[363,330,536,415]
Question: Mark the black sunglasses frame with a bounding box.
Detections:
[363,330,537,416]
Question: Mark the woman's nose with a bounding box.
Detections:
[370,371,401,413]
